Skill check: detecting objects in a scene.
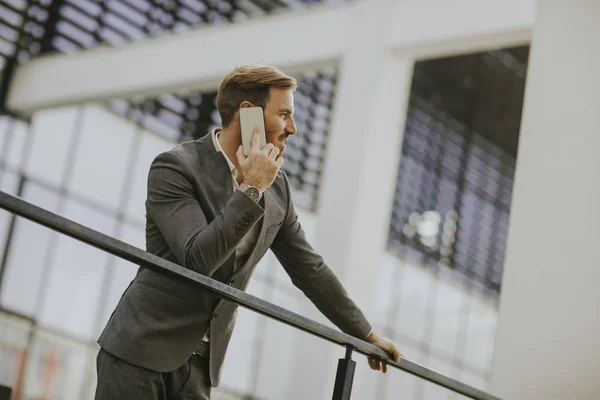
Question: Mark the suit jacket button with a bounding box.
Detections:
[229,279,235,285]
[212,314,218,320]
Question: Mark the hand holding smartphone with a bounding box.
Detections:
[239,106,267,156]
[236,106,283,194]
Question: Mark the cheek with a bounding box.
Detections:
[265,117,284,134]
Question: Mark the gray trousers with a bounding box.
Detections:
[94,348,211,400]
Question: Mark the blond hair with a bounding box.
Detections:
[217,65,297,127]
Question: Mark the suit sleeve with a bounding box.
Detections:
[146,151,264,276]
[269,173,372,340]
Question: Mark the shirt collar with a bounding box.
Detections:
[211,127,238,180]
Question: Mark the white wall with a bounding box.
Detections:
[490,1,600,399]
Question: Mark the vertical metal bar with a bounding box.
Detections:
[0,383,12,400]
[332,346,356,400]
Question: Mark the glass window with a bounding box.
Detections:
[4,119,29,171]
[68,104,136,210]
[254,288,301,400]
[219,308,260,395]
[394,262,434,342]
[429,279,465,357]
[25,106,79,187]
[389,46,528,296]
[37,199,116,340]
[124,130,176,222]
[0,116,14,158]
[19,330,95,400]
[463,300,497,371]
[0,182,60,316]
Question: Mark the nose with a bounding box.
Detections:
[286,118,297,135]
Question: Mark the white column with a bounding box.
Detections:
[490,1,600,399]
[285,1,414,398]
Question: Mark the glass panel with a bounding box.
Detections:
[124,129,175,222]
[0,169,20,195]
[430,279,465,357]
[390,46,528,296]
[370,255,397,326]
[394,262,434,342]
[5,118,29,170]
[463,298,497,371]
[68,104,136,210]
[220,277,268,395]
[254,287,300,400]
[460,369,490,394]
[37,199,116,340]
[0,116,13,158]
[219,308,260,395]
[20,329,96,400]
[25,106,79,187]
[0,183,60,315]
[0,312,32,390]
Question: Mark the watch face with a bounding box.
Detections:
[245,186,260,201]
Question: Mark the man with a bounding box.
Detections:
[95,65,400,400]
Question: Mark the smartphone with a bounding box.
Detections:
[240,106,267,156]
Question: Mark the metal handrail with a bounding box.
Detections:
[0,191,503,400]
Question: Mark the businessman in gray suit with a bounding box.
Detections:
[95,65,400,400]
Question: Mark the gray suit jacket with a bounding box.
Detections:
[98,133,372,387]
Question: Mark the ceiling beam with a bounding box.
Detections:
[6,3,355,114]
[6,0,536,114]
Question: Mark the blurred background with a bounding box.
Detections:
[0,0,598,399]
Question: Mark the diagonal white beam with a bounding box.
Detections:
[6,3,356,114]
[7,0,536,114]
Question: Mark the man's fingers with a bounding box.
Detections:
[262,143,274,155]
[236,145,246,164]
[368,358,377,371]
[250,127,261,152]
[268,146,280,160]
[370,359,380,371]
[276,156,284,169]
[390,345,402,362]
[382,362,388,373]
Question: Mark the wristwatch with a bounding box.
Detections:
[239,183,261,202]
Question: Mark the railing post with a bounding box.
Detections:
[0,384,12,400]
[332,345,357,400]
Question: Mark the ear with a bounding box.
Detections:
[239,101,254,109]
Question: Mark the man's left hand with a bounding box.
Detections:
[365,331,402,373]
